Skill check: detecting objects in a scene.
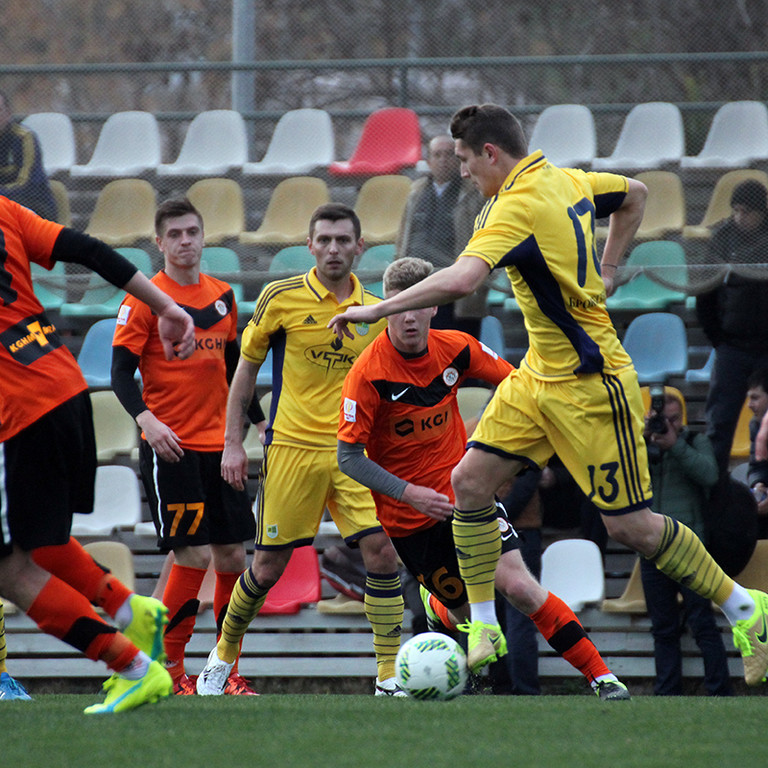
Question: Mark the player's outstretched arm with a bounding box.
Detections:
[222,357,260,491]
[328,256,489,339]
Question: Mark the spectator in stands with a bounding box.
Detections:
[0,90,56,220]
[196,203,405,697]
[0,193,194,714]
[745,369,768,537]
[697,179,768,471]
[111,197,263,696]
[396,134,486,337]
[641,388,732,696]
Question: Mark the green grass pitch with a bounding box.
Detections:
[3,693,765,768]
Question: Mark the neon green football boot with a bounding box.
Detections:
[732,589,768,686]
[457,620,507,673]
[123,595,168,663]
[84,660,172,715]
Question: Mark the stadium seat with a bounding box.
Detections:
[456,386,492,426]
[69,111,162,177]
[59,247,152,321]
[596,171,686,242]
[156,110,248,176]
[479,315,507,358]
[682,169,768,240]
[260,546,321,615]
[731,461,749,487]
[243,108,335,175]
[681,101,768,169]
[21,112,76,177]
[622,312,688,384]
[30,260,67,312]
[200,246,244,303]
[239,177,330,246]
[329,107,421,176]
[731,399,753,461]
[85,179,157,246]
[187,178,245,244]
[601,558,647,614]
[540,539,605,612]
[71,465,142,536]
[83,541,136,593]
[77,317,118,388]
[354,175,411,243]
[685,347,715,383]
[268,245,316,276]
[49,179,71,227]
[528,104,596,167]
[90,389,139,462]
[592,102,685,170]
[356,243,396,296]
[606,240,688,311]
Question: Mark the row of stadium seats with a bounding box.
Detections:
[50,174,411,247]
[47,166,768,253]
[24,101,768,185]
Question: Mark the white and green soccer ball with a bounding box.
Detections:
[395,632,468,700]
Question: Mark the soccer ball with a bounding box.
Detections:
[395,632,468,700]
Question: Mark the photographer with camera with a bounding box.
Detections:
[641,386,732,696]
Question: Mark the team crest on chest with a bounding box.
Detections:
[442,367,459,387]
[215,299,227,316]
[355,322,370,336]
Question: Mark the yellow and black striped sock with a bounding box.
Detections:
[650,516,734,604]
[217,568,269,663]
[364,571,403,682]
[452,504,501,606]
[0,602,7,674]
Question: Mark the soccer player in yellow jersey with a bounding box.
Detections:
[330,103,768,685]
[198,203,405,695]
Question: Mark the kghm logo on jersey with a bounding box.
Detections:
[442,367,459,387]
[8,320,53,353]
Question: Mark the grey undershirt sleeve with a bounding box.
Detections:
[337,440,408,501]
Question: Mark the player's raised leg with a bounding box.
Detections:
[451,448,521,671]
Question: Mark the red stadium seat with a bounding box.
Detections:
[260,546,322,615]
[329,107,421,176]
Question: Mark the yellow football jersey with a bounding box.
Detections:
[461,150,633,381]
[241,268,386,449]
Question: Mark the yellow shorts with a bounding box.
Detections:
[254,443,381,548]
[470,365,652,514]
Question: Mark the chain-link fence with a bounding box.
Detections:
[3,1,768,323]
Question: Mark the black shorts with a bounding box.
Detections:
[140,441,256,552]
[0,391,96,557]
[391,502,520,610]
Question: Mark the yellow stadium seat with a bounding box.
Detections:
[85,179,157,246]
[187,178,245,244]
[239,177,330,246]
[601,558,647,614]
[49,179,71,227]
[354,175,412,243]
[83,541,136,592]
[731,399,753,461]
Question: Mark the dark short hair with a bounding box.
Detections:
[155,197,203,236]
[383,257,433,295]
[450,103,528,158]
[308,203,361,241]
[748,368,768,392]
[731,180,768,212]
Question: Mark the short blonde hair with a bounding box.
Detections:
[383,256,433,296]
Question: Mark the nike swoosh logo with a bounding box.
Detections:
[392,388,410,401]
[757,613,768,644]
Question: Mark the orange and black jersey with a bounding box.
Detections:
[0,197,85,442]
[339,328,513,536]
[112,270,238,451]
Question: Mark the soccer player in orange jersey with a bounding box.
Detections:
[112,197,262,695]
[337,256,631,699]
[0,194,194,713]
